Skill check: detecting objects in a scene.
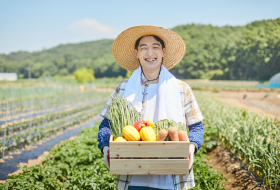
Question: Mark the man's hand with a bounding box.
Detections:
[189,144,195,170]
[103,146,110,169]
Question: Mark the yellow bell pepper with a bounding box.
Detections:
[146,120,154,128]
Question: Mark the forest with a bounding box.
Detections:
[0,18,279,80]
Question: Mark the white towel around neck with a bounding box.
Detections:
[124,65,184,124]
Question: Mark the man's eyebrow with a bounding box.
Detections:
[139,43,160,47]
[152,43,160,46]
[139,44,147,47]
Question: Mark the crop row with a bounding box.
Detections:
[0,122,227,190]
[0,88,110,120]
[196,92,280,190]
[0,100,107,158]
[0,97,108,137]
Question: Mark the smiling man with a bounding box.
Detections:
[98,26,204,190]
[134,35,166,83]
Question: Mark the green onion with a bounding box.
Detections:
[108,96,142,139]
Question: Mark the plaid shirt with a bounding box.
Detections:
[100,73,204,190]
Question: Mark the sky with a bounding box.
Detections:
[0,0,279,54]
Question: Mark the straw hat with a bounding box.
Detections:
[112,25,186,72]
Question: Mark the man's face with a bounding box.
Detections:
[134,36,166,72]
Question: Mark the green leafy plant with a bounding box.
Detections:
[196,92,280,189]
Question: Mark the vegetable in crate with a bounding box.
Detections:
[134,120,149,132]
[108,96,142,140]
[140,126,156,141]
[146,120,154,128]
[168,127,179,141]
[154,119,186,141]
[114,137,127,142]
[178,131,189,141]
[123,125,140,141]
[156,129,168,141]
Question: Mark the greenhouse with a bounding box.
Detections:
[269,73,280,88]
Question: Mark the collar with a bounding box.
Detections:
[141,72,149,85]
[140,65,162,85]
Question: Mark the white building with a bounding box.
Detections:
[0,73,18,81]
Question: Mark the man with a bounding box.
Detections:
[98,25,204,190]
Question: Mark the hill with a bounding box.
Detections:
[0,39,123,78]
[0,18,279,80]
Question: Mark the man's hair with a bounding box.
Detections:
[135,35,165,50]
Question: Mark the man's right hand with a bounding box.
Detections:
[103,146,110,169]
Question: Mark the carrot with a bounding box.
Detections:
[178,131,189,141]
[156,129,168,141]
[168,127,179,141]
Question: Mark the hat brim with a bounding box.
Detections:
[112,25,186,72]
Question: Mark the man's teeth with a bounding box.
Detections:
[146,59,156,62]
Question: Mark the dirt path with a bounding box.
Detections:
[205,146,265,190]
[215,91,280,119]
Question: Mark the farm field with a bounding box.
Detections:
[1,77,271,91]
[196,92,279,189]
[0,85,111,178]
[0,122,227,190]
[0,89,278,189]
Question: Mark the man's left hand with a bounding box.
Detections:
[189,144,195,170]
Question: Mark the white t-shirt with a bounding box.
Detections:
[130,83,174,190]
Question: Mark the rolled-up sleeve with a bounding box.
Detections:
[182,82,204,154]
[188,121,204,154]
[97,117,111,154]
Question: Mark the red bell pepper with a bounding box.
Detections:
[133,120,149,132]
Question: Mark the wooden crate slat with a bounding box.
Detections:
[110,159,189,175]
[110,141,189,158]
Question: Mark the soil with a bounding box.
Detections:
[206,146,265,190]
[215,91,280,120]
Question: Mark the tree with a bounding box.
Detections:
[73,68,95,83]
[1,18,279,80]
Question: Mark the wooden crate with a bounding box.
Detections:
[109,135,190,175]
